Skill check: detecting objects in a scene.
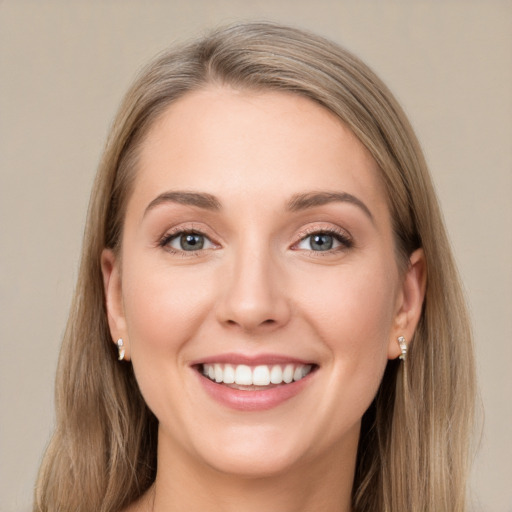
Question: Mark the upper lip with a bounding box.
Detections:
[190,353,316,366]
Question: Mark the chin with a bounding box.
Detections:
[204,449,302,479]
[191,427,311,479]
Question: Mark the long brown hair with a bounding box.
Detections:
[34,22,476,512]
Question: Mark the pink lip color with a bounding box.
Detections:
[196,368,314,412]
[191,353,313,366]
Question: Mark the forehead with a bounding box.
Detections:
[130,86,388,216]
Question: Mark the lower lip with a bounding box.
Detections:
[196,371,314,411]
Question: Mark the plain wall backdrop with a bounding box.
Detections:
[1,1,511,511]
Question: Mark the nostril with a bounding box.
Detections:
[224,317,277,330]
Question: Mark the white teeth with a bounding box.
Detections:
[214,364,223,383]
[223,364,235,384]
[270,365,283,384]
[293,366,303,381]
[235,365,253,385]
[202,363,314,386]
[283,364,294,383]
[253,365,271,386]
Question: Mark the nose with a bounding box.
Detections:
[216,246,291,333]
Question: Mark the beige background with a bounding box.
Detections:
[1,1,511,511]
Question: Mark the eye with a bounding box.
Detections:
[295,230,352,252]
[162,231,215,252]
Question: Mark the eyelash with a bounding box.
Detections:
[158,228,215,255]
[158,226,353,255]
[293,227,353,254]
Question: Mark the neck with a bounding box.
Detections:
[148,427,358,512]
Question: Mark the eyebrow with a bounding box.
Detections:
[144,191,221,216]
[144,189,373,222]
[287,191,374,222]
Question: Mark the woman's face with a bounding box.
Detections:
[103,87,424,478]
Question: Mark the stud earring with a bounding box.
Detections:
[117,338,125,361]
[397,336,407,361]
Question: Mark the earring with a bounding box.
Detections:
[117,338,125,361]
[397,336,407,361]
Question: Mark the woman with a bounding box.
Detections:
[34,22,476,512]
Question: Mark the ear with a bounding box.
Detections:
[388,248,427,359]
[101,248,130,360]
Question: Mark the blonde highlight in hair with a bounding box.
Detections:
[34,22,475,512]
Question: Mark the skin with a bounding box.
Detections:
[102,87,426,512]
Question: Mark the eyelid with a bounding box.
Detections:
[156,222,352,255]
[291,225,353,252]
[167,232,216,251]
[158,223,221,253]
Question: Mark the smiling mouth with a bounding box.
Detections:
[199,363,316,390]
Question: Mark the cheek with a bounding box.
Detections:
[121,258,215,359]
[294,257,398,402]
[119,258,220,428]
[297,257,397,347]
